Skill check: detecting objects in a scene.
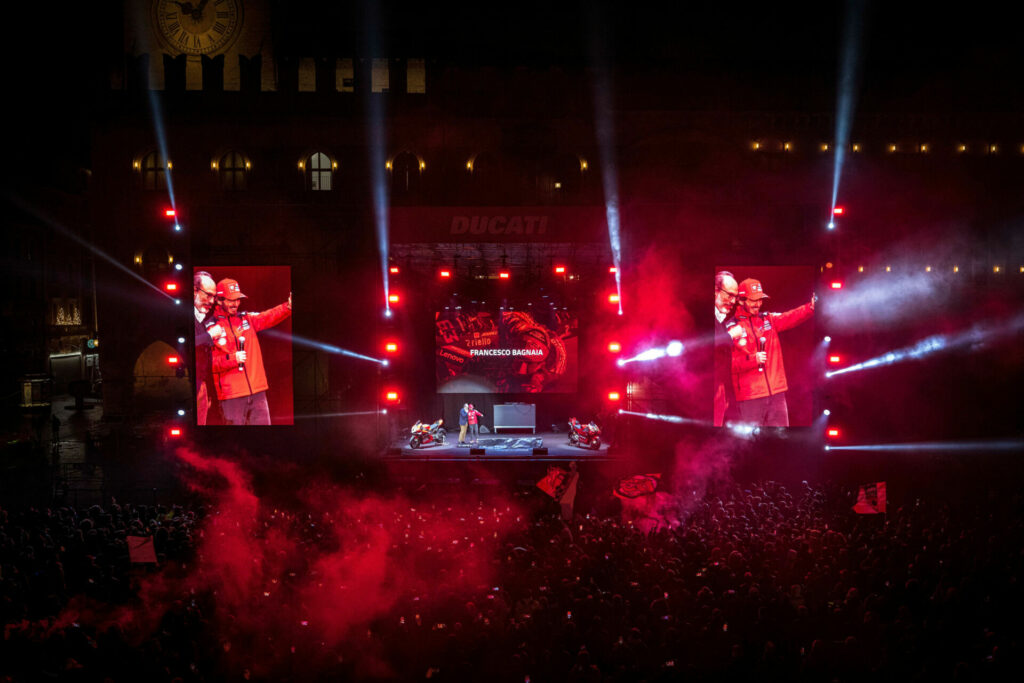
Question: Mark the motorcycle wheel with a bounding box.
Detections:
[591,437,601,450]
[437,428,447,444]
[410,436,421,449]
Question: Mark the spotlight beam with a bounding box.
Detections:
[617,339,688,365]
[8,196,177,302]
[826,313,1024,378]
[264,330,386,364]
[830,0,865,213]
[618,409,705,426]
[362,1,390,315]
[827,440,1024,452]
[589,13,623,314]
[294,410,383,420]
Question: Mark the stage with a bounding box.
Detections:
[385,430,614,462]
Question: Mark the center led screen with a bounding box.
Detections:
[435,309,578,393]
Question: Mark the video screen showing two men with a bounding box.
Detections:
[714,266,817,428]
[192,266,293,426]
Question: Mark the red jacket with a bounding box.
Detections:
[210,303,291,401]
[728,302,813,401]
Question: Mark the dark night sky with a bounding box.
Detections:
[4,1,1022,188]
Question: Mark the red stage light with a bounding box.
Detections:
[608,342,621,353]
[828,355,841,364]
[607,391,621,401]
[609,266,617,274]
[830,281,843,289]
[164,282,178,292]
[827,428,840,438]
[499,271,510,279]
[388,294,400,303]
[608,293,620,303]
[166,355,180,365]
[554,265,566,274]
[389,266,399,274]
[385,342,398,353]
[164,208,176,218]
[832,206,844,216]
[440,269,451,278]
[169,427,182,437]
[385,390,400,402]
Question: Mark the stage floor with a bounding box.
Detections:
[385,430,614,462]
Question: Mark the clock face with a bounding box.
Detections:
[154,0,242,56]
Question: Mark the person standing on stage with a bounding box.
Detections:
[209,278,292,426]
[727,278,814,427]
[458,403,470,446]
[193,271,222,426]
[467,404,484,445]
[713,270,740,426]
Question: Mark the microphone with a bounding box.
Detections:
[238,336,246,372]
[757,336,766,372]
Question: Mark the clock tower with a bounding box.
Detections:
[125,0,274,91]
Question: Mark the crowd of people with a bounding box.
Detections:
[2,478,1022,681]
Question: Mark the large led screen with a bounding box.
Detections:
[435,309,578,393]
[713,266,817,427]
[192,266,293,426]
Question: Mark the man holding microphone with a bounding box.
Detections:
[727,278,814,427]
[208,278,292,426]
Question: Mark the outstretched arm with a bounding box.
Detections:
[774,300,814,332]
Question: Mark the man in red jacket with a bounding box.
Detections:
[726,278,814,427]
[209,278,292,425]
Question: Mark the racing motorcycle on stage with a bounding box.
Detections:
[568,418,601,450]
[410,419,447,449]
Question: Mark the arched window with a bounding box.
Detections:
[308,152,333,191]
[142,151,167,191]
[390,150,421,196]
[220,150,248,191]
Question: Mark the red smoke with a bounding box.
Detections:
[32,447,525,680]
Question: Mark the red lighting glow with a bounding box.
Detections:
[385,390,400,402]
[164,208,176,218]
[388,294,400,303]
[832,206,844,216]
[169,427,182,437]
[165,282,178,292]
[499,271,510,279]
[554,266,566,274]
[439,269,451,279]
[166,355,180,365]
[830,281,843,289]
[389,266,399,274]
[607,391,621,401]
[608,293,620,304]
[828,355,841,364]
[827,428,840,438]
[607,342,621,353]
[385,342,398,353]
[609,266,617,274]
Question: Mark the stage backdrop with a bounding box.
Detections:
[193,266,293,426]
[435,308,578,393]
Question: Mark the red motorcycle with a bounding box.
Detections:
[410,419,446,449]
[568,418,601,450]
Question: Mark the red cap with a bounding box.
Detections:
[216,278,247,300]
[738,278,770,300]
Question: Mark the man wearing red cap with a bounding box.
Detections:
[725,278,814,427]
[208,278,292,425]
